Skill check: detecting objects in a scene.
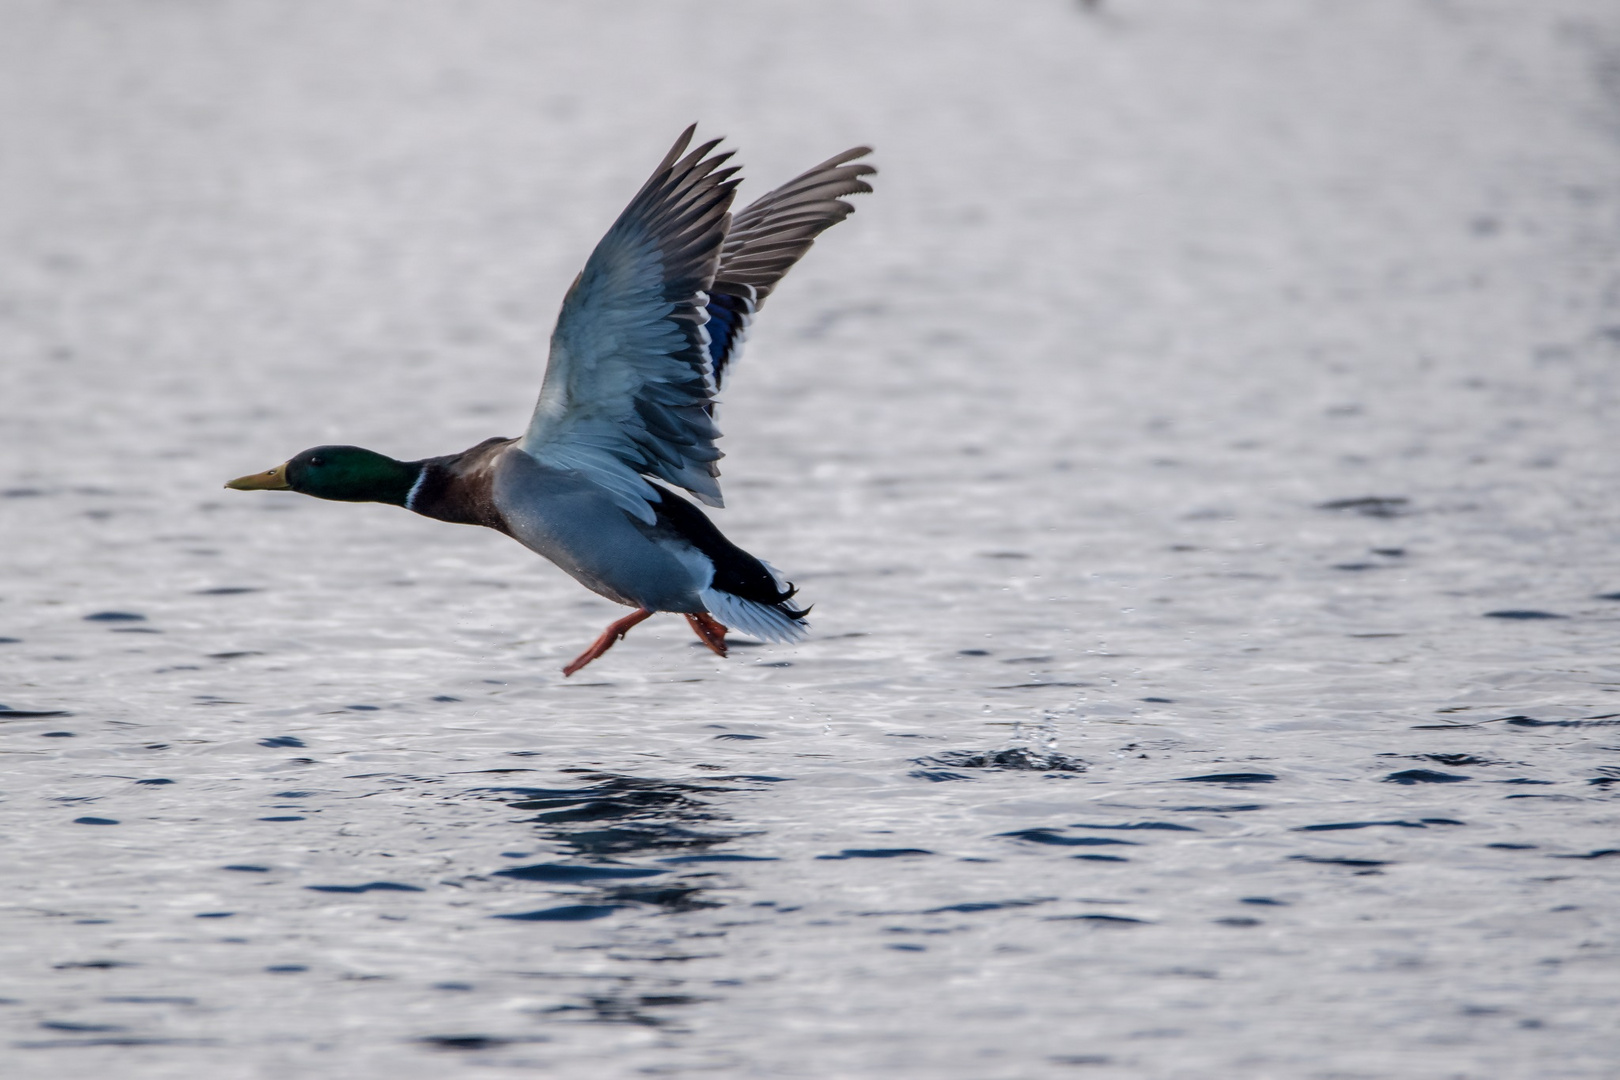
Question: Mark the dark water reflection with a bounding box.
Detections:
[473,773,782,921]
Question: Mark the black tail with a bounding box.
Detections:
[649,486,804,613]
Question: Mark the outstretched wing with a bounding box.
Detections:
[704,147,875,389]
[522,127,740,522]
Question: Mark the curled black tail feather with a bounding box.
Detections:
[777,599,812,622]
[648,486,803,612]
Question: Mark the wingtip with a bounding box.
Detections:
[659,124,700,171]
[827,146,876,170]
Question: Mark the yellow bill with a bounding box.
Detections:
[225,463,291,491]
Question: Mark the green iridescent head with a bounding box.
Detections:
[226,445,420,506]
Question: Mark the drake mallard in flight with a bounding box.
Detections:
[227,127,874,675]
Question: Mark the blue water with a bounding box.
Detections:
[3,2,1619,1076]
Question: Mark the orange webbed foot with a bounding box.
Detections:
[685,612,728,658]
[563,608,654,676]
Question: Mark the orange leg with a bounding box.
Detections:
[563,608,655,676]
[685,612,729,658]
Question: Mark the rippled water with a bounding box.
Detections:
[4,1,1620,1077]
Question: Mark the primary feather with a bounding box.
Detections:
[705,146,875,390]
[523,126,739,521]
[522,130,874,520]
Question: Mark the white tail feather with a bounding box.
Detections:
[700,587,808,644]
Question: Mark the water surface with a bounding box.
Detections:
[2,2,1619,1076]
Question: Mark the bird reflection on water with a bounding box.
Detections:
[474,772,784,919]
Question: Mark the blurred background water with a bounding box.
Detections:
[2,1,1619,1076]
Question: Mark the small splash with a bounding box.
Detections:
[917,748,1088,773]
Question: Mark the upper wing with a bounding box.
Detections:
[705,147,875,389]
[522,127,740,522]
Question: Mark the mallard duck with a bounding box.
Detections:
[226,127,874,675]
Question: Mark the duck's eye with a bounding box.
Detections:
[309,458,322,466]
